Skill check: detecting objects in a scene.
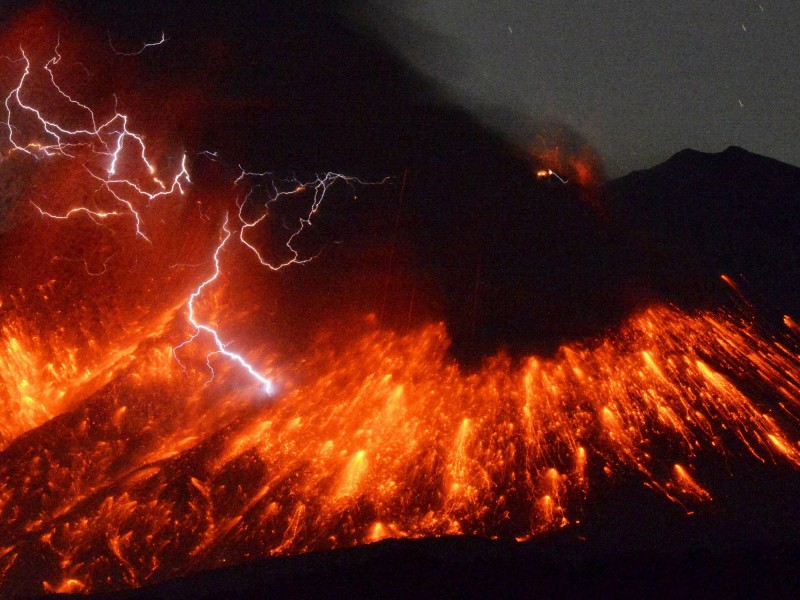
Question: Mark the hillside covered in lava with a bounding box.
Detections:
[6,144,798,600]
[1,2,800,598]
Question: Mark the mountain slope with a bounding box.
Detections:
[606,146,800,318]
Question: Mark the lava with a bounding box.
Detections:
[1,17,800,599]
[531,135,605,189]
[1,304,799,595]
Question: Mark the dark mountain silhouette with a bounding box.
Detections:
[606,145,800,320]
[5,4,800,599]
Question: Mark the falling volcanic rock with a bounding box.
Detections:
[2,3,800,599]
[3,302,800,596]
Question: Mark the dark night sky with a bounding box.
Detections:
[7,1,799,178]
[2,0,798,357]
[353,1,800,177]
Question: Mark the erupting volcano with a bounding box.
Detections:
[1,4,800,599]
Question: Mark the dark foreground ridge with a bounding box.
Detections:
[43,451,800,599]
[44,535,800,600]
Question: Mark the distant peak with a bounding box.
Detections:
[721,145,749,156]
[609,144,800,186]
[655,146,785,175]
[667,146,749,163]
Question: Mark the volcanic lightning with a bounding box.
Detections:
[3,43,190,241]
[1,22,800,599]
[235,169,388,270]
[108,31,168,56]
[3,41,384,398]
[172,214,275,395]
[174,168,388,392]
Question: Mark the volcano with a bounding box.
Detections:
[1,3,800,599]
[1,143,799,598]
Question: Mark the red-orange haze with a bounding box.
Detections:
[0,8,799,597]
[531,131,606,211]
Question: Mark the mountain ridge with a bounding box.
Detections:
[604,144,800,319]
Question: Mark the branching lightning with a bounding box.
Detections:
[173,170,388,395]
[172,214,275,395]
[3,44,190,241]
[235,169,388,270]
[5,42,385,396]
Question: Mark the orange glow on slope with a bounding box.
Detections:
[0,304,178,447]
[1,304,799,594]
[1,13,800,597]
[529,131,606,212]
[530,134,605,190]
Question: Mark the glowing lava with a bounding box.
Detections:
[0,21,799,600]
[530,128,607,211]
[1,304,799,595]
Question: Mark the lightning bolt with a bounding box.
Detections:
[108,31,168,56]
[172,214,275,395]
[236,169,387,270]
[6,42,388,397]
[174,170,389,395]
[3,43,190,241]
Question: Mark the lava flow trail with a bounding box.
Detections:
[0,16,800,599]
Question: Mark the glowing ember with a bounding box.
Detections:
[530,133,605,189]
[1,303,799,594]
[0,20,799,599]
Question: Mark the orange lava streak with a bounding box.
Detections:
[0,303,799,594]
[0,300,181,448]
[1,12,800,597]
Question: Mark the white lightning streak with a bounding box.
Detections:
[237,170,388,270]
[172,215,274,395]
[6,42,387,396]
[108,31,168,56]
[3,46,190,240]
